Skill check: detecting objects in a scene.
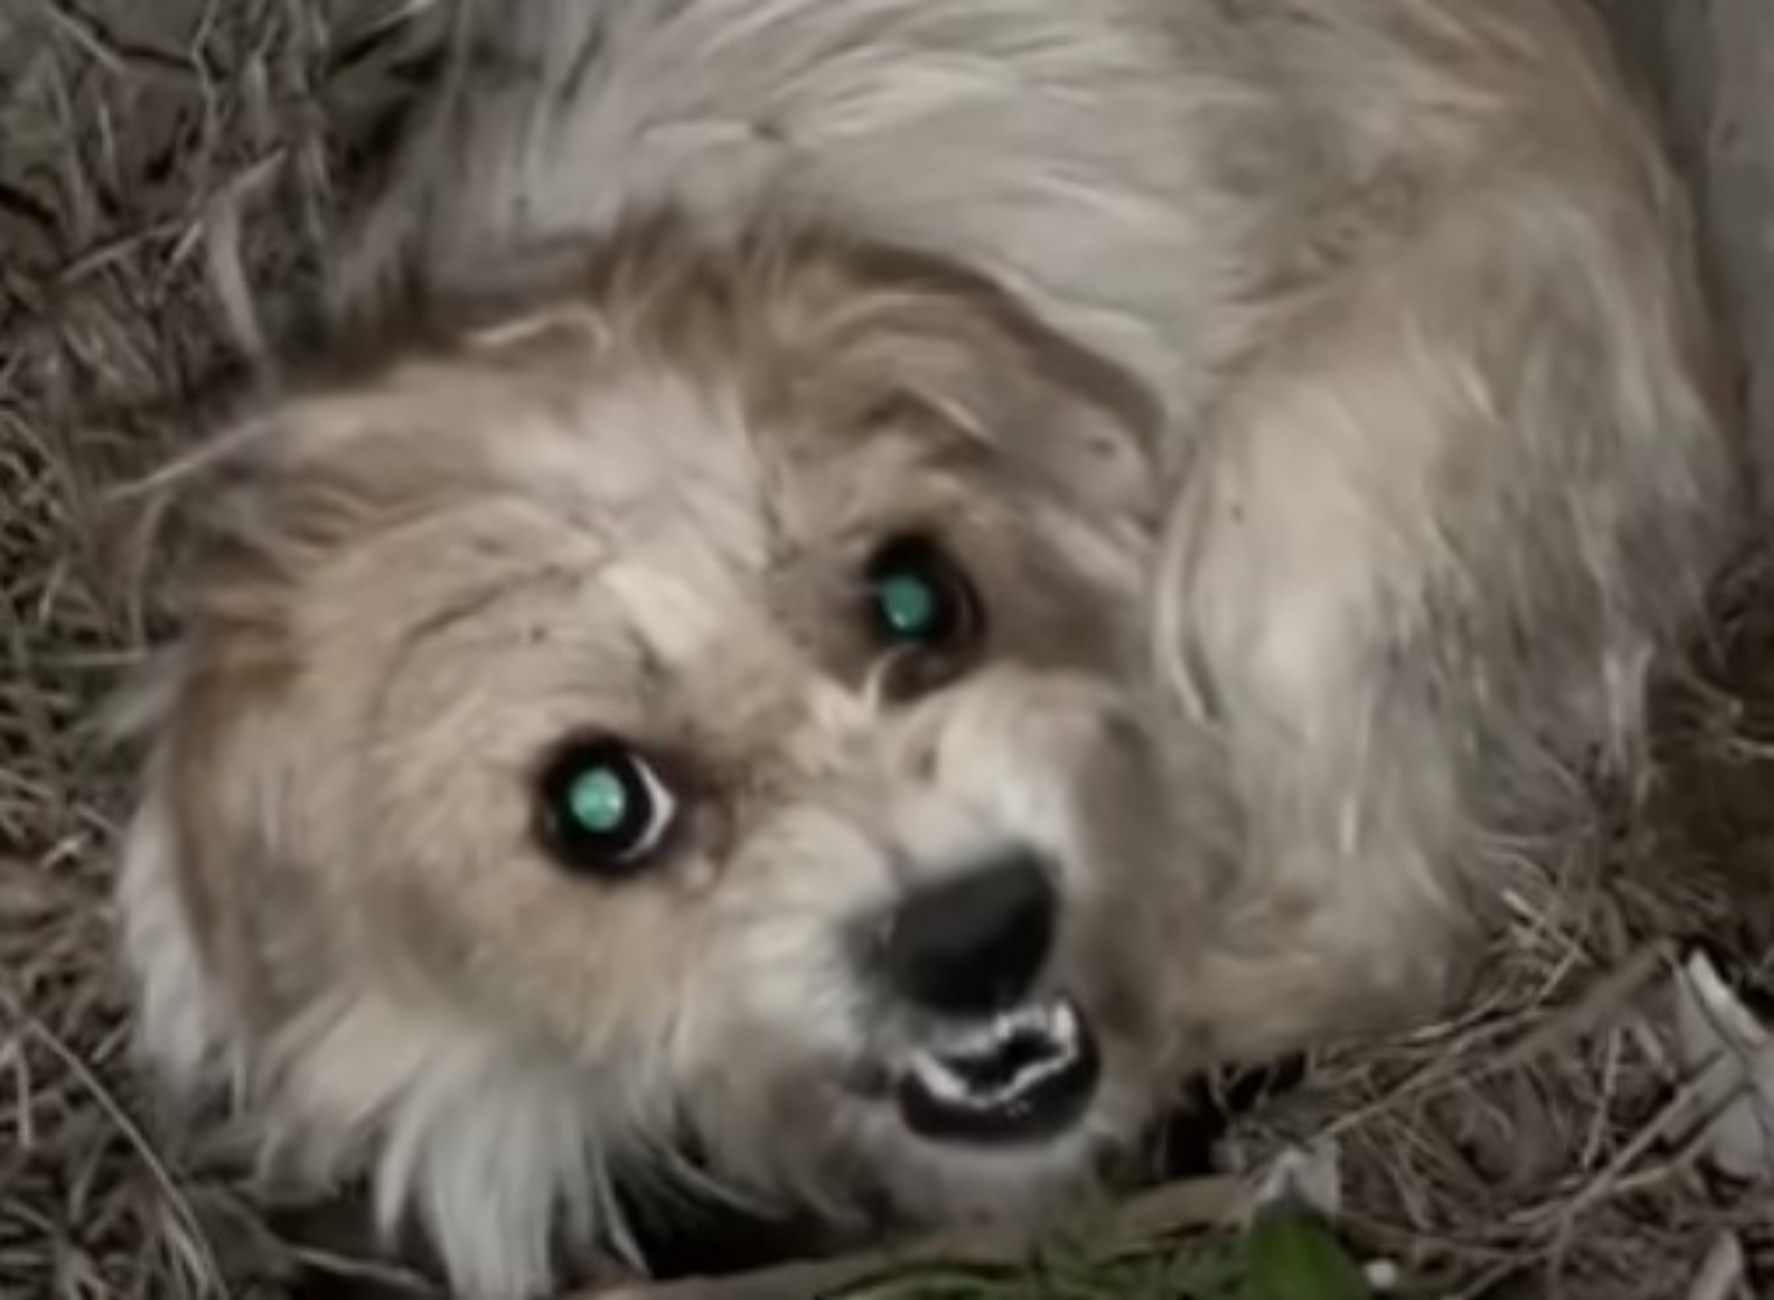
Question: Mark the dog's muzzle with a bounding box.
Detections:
[859,851,1103,1144]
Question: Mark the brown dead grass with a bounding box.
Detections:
[2,2,1771,1298]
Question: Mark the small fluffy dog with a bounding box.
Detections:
[118,1,1743,1295]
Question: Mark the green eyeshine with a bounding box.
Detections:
[874,571,940,641]
[566,764,630,835]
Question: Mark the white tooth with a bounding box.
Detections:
[1051,1001,1079,1049]
[998,1004,1038,1041]
[998,1056,1066,1107]
[912,1052,972,1105]
[957,1024,997,1055]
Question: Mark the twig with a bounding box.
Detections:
[1543,1069,1715,1281]
[1325,941,1672,1139]
[575,1175,1245,1300]
[0,987,226,1296]
[36,0,203,84]
[1483,941,1673,1076]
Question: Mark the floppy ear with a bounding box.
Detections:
[792,242,1168,526]
[114,653,229,1104]
[110,400,362,1111]
[601,225,1169,529]
[907,309,1162,528]
[114,608,313,1111]
[116,637,646,1300]
[109,321,626,1101]
[110,396,656,1300]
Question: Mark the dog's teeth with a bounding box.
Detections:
[911,1051,972,1104]
[925,997,1077,1060]
[1050,1000,1079,1049]
[993,999,1057,1041]
[900,997,1093,1124]
[951,1024,998,1055]
[995,1010,1026,1042]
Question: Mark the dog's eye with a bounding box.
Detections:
[865,534,983,690]
[535,737,677,878]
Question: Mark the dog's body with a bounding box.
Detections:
[118,2,1740,1296]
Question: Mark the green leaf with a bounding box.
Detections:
[1239,1203,1374,1300]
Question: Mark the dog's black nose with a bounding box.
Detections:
[876,852,1056,1016]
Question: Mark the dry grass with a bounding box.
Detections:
[1,3,424,1295]
[2,2,1772,1298]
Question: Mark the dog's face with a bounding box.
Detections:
[127,233,1238,1263]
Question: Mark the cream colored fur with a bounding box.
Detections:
[116,2,1742,1296]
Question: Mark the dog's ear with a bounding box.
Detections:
[914,301,1164,527]
[115,669,270,1109]
[114,430,340,1102]
[115,601,641,1300]
[754,238,1167,526]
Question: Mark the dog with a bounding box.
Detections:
[115,1,1743,1296]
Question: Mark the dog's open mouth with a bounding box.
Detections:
[896,997,1101,1145]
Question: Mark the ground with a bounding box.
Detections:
[3,2,1774,1298]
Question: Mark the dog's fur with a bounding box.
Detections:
[117,2,1743,1296]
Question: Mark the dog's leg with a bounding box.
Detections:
[1161,139,1737,1064]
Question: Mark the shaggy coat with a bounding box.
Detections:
[117,1,1740,1296]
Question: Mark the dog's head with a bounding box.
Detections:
[118,227,1238,1297]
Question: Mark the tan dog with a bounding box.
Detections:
[116,2,1741,1296]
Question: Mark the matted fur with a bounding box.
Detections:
[115,1,1744,1296]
